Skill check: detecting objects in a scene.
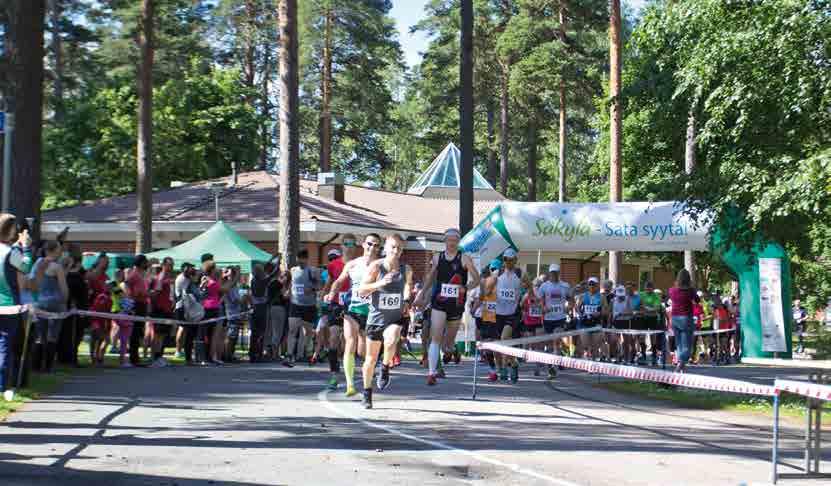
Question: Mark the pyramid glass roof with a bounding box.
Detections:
[407,143,495,194]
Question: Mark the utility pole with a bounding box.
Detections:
[2,97,14,213]
[459,0,474,234]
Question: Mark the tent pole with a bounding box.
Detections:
[536,250,541,277]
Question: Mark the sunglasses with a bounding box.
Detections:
[365,241,379,247]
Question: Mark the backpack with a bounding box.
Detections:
[183,293,205,322]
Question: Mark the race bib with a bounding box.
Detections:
[529,306,542,318]
[292,284,305,296]
[338,292,350,306]
[485,302,497,313]
[440,284,460,299]
[550,304,564,315]
[584,304,599,315]
[379,293,402,311]
[498,288,516,302]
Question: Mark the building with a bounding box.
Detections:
[42,143,674,288]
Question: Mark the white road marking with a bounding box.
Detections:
[318,389,582,486]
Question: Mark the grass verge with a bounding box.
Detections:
[597,380,831,421]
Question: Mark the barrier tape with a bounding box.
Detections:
[486,326,602,347]
[1,304,252,326]
[604,328,666,336]
[694,328,736,336]
[774,379,831,401]
[479,341,777,396]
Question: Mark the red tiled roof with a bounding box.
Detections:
[43,171,501,236]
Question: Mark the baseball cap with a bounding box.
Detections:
[444,228,461,239]
[615,286,626,296]
[588,277,599,284]
[327,248,341,258]
[549,263,560,272]
[502,248,517,259]
[489,258,503,270]
[201,253,214,263]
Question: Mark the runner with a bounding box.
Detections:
[475,260,500,381]
[414,228,479,386]
[311,248,344,366]
[520,275,544,375]
[326,233,382,397]
[320,235,357,390]
[491,249,522,383]
[611,285,635,363]
[639,281,664,366]
[287,249,321,363]
[357,234,413,409]
[576,277,604,361]
[537,263,572,377]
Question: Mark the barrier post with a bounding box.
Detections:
[16,310,32,388]
[805,374,814,474]
[471,342,479,400]
[772,389,780,484]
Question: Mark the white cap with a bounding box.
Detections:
[615,286,626,296]
[588,277,599,284]
[549,263,560,272]
[327,249,341,258]
[697,290,704,297]
[503,248,517,259]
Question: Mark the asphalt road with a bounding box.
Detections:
[0,357,826,486]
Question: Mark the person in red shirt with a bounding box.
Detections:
[319,235,355,388]
[149,257,175,367]
[125,255,150,366]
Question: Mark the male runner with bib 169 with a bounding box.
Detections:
[414,228,480,386]
[357,234,413,409]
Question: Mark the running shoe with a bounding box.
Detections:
[109,345,119,355]
[377,366,391,391]
[391,354,401,368]
[362,390,373,409]
[345,386,359,397]
[309,353,318,365]
[547,366,557,379]
[498,368,508,381]
[120,362,134,369]
[442,352,452,365]
[510,365,519,384]
[328,375,338,391]
[436,367,446,379]
[174,350,185,359]
[453,350,461,364]
[426,374,438,386]
[487,371,498,382]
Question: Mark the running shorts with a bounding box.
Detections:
[543,319,567,334]
[346,311,368,331]
[496,314,520,339]
[431,297,464,322]
[366,320,403,342]
[477,318,502,341]
[327,304,346,327]
[290,304,317,324]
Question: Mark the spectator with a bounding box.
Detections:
[200,262,234,365]
[149,257,175,367]
[61,252,89,366]
[668,269,699,372]
[249,263,270,362]
[109,268,126,354]
[222,266,243,362]
[31,241,69,373]
[0,215,47,401]
[125,255,150,366]
[265,261,289,362]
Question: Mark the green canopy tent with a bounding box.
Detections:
[146,221,274,273]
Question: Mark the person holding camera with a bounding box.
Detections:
[0,214,48,401]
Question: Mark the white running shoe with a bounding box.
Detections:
[121,362,134,368]
[157,357,169,367]
[3,389,15,402]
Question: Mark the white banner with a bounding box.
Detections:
[759,258,787,352]
[500,201,710,252]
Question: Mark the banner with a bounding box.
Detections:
[461,202,710,265]
[759,258,787,352]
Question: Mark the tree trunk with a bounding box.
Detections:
[50,0,64,123]
[318,2,333,173]
[459,0,474,234]
[259,42,271,168]
[7,0,46,236]
[558,1,567,203]
[136,0,154,253]
[526,115,537,202]
[486,99,497,188]
[243,0,257,90]
[499,63,509,195]
[278,0,300,268]
[684,109,696,286]
[607,0,622,285]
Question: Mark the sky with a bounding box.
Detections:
[390,0,648,68]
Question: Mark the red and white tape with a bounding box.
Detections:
[2,305,252,326]
[774,379,831,401]
[479,341,777,396]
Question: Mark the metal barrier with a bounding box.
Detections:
[772,377,831,484]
